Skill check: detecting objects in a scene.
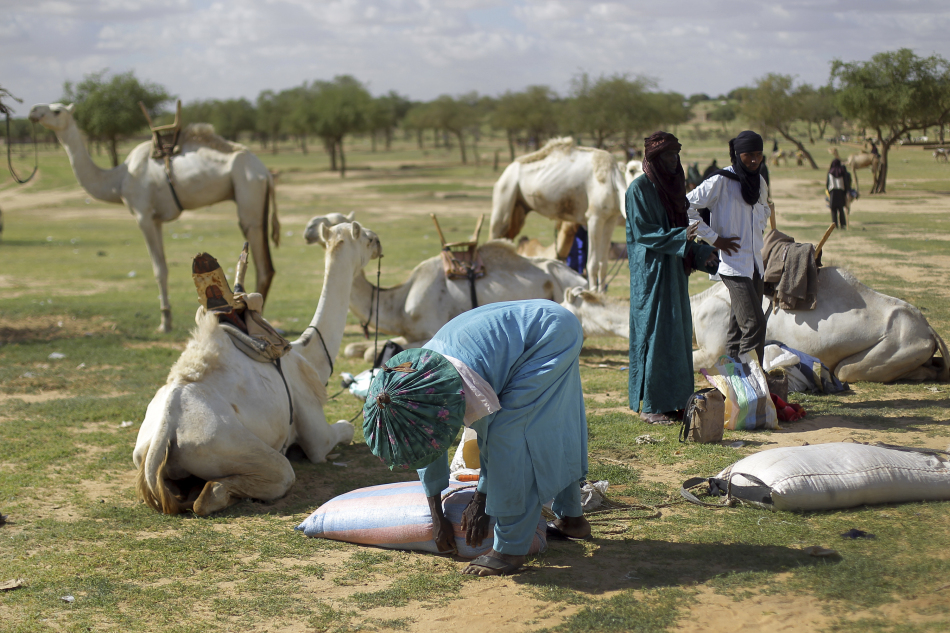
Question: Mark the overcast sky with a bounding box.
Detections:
[2,0,950,110]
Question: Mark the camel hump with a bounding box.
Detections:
[516,137,578,164]
[180,123,247,153]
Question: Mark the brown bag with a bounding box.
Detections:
[680,388,725,444]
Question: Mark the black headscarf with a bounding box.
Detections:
[828,158,847,178]
[642,131,688,228]
[642,131,696,275]
[727,131,764,206]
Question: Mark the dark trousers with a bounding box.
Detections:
[720,269,766,363]
[831,206,847,229]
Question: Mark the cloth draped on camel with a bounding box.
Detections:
[625,174,717,415]
[416,300,588,554]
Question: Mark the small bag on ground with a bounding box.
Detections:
[680,388,725,443]
[701,352,778,431]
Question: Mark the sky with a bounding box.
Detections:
[2,0,950,109]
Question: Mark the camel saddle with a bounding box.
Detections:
[430,214,485,310]
[140,100,183,165]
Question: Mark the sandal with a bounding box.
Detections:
[546,520,592,541]
[464,554,524,576]
[640,411,675,425]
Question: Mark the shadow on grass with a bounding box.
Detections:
[517,537,829,595]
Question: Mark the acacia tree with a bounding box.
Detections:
[255,90,286,153]
[402,103,435,149]
[429,95,477,163]
[739,74,819,169]
[369,91,411,151]
[832,49,950,193]
[707,102,736,132]
[798,85,838,144]
[62,70,171,166]
[567,73,654,148]
[311,75,372,177]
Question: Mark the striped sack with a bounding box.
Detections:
[295,481,547,559]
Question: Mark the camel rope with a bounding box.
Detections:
[4,109,38,184]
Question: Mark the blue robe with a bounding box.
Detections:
[626,174,717,414]
[418,300,588,521]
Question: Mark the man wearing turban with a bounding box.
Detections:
[687,130,772,363]
[625,132,720,424]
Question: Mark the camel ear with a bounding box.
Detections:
[351,221,361,238]
[65,103,75,113]
[565,286,584,305]
[346,210,355,221]
[319,221,331,244]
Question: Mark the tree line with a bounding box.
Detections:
[5,49,949,192]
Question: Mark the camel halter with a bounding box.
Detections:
[4,109,38,184]
[301,324,334,383]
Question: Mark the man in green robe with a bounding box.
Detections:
[626,132,719,424]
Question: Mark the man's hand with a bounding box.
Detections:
[460,491,490,547]
[427,495,457,555]
[713,235,741,255]
[704,252,720,269]
[686,223,699,241]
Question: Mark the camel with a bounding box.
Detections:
[770,150,792,167]
[133,222,380,515]
[304,211,356,245]
[934,149,949,163]
[561,267,949,383]
[624,159,645,188]
[690,268,949,383]
[29,103,279,333]
[828,146,880,194]
[488,137,626,292]
[330,235,587,361]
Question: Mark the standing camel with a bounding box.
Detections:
[134,222,379,515]
[829,147,880,194]
[29,103,279,332]
[488,137,626,291]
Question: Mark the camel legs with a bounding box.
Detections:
[833,334,935,383]
[235,178,276,302]
[134,212,172,333]
[586,213,617,292]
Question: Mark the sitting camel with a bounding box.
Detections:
[562,268,949,383]
[323,235,587,361]
[304,211,356,245]
[691,268,948,382]
[133,222,380,515]
[489,137,626,292]
[29,103,279,333]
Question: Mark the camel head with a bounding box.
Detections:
[624,159,644,188]
[560,286,627,339]
[321,221,381,273]
[29,103,75,133]
[304,211,357,246]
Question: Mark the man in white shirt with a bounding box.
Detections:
[687,130,771,363]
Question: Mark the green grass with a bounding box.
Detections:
[1,131,949,631]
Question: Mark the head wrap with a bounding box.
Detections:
[642,131,695,274]
[728,131,764,206]
[828,158,847,178]
[362,348,466,471]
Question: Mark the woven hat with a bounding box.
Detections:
[362,348,465,471]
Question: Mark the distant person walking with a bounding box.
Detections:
[687,130,772,364]
[625,132,719,424]
[827,158,851,229]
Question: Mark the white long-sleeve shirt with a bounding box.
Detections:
[686,166,771,278]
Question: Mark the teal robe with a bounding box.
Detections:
[626,174,717,414]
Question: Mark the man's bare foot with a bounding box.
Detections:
[551,515,591,539]
[462,549,525,576]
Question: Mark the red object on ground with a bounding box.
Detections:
[771,394,807,422]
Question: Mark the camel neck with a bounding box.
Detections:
[298,249,358,383]
[350,270,402,336]
[58,123,125,204]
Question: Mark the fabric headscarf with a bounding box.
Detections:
[828,158,847,178]
[362,348,466,471]
[642,131,696,275]
[728,130,764,206]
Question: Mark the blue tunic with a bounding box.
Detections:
[419,300,588,520]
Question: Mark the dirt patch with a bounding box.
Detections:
[0,275,121,301]
[0,389,129,404]
[122,340,186,351]
[0,314,117,345]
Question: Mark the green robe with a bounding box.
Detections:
[625,174,716,414]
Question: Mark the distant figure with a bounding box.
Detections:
[701,159,719,181]
[772,139,779,153]
[686,162,703,191]
[870,141,879,157]
[827,159,852,230]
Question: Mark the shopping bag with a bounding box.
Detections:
[700,353,778,431]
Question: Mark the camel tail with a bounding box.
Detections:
[613,163,627,220]
[136,405,187,515]
[931,326,950,382]
[269,177,280,248]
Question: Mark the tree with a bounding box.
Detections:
[798,85,838,143]
[707,102,736,132]
[369,91,411,151]
[255,90,286,153]
[739,74,819,169]
[182,98,256,142]
[402,103,435,149]
[566,73,655,149]
[311,75,372,177]
[832,49,950,193]
[62,70,172,166]
[491,86,560,159]
[429,95,478,164]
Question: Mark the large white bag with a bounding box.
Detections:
[717,442,950,511]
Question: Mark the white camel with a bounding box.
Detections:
[624,159,645,188]
[29,103,279,333]
[690,268,949,383]
[304,211,356,245]
[489,137,626,292]
[561,268,949,383]
[332,237,587,360]
[133,222,380,515]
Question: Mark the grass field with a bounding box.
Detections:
[1,128,949,633]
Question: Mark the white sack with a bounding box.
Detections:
[717,442,950,511]
[449,427,480,480]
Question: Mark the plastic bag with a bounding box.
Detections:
[701,352,777,431]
